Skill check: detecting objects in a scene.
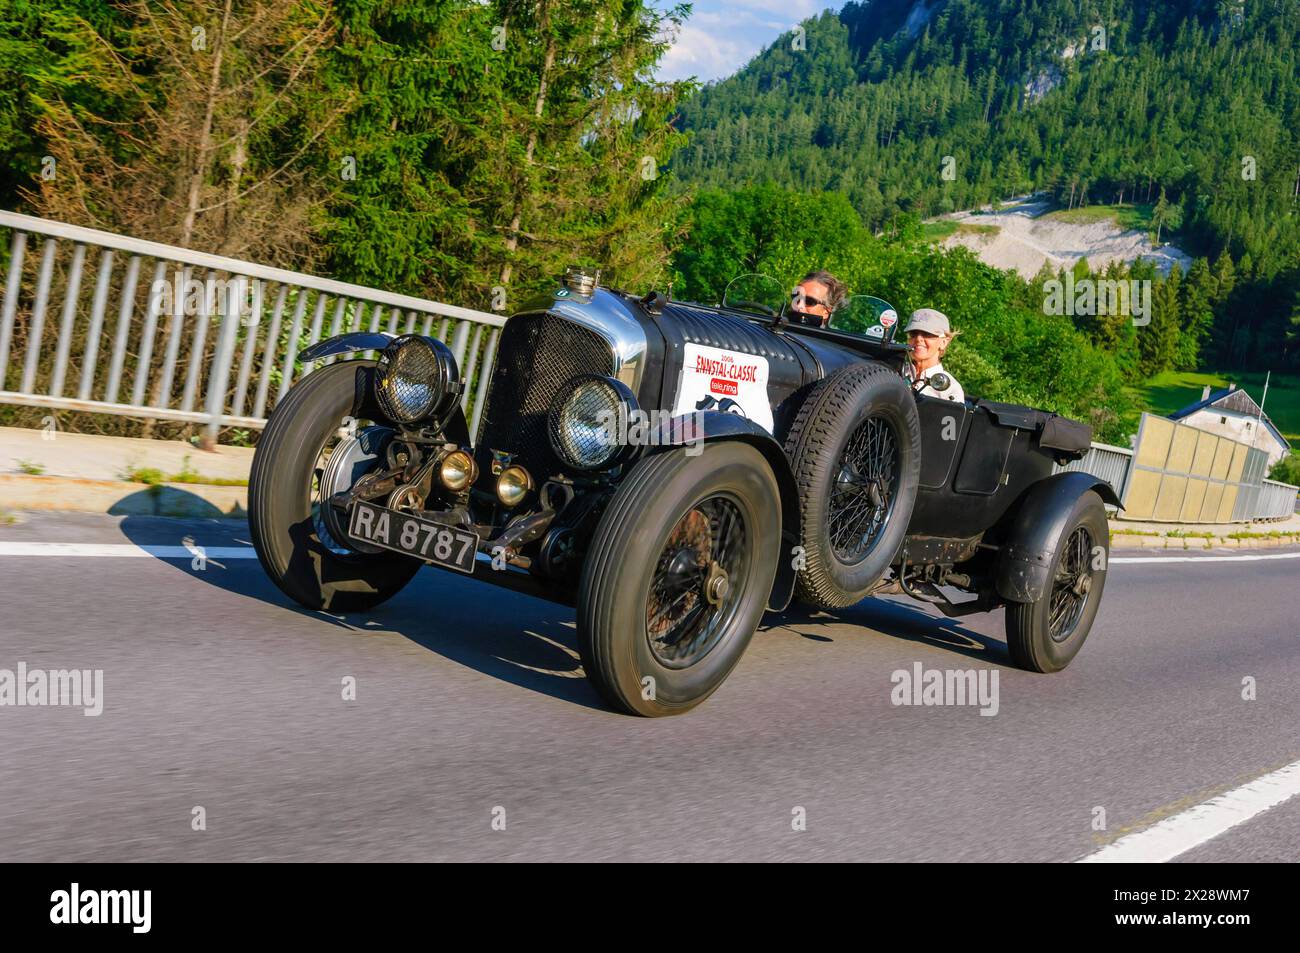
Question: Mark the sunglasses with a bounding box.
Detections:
[791,291,827,308]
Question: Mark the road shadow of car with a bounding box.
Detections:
[117,514,608,712]
[118,514,1012,710]
[766,596,1013,667]
[107,485,245,519]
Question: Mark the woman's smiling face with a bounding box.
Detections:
[908,329,946,366]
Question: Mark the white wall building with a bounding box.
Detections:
[1169,385,1290,468]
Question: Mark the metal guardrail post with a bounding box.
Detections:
[231,279,264,417]
[449,320,471,370]
[48,242,87,398]
[276,291,309,403]
[20,238,58,394]
[104,255,141,404]
[468,327,499,440]
[131,261,168,407]
[0,230,25,388]
[78,248,114,401]
[203,283,244,446]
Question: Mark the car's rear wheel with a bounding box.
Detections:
[784,363,921,608]
[577,443,781,716]
[1004,490,1109,672]
[249,361,420,612]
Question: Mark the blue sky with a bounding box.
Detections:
[655,1,832,83]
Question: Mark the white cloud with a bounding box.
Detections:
[654,1,831,82]
[658,21,754,82]
[720,0,822,15]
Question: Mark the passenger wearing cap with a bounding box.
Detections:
[903,308,965,402]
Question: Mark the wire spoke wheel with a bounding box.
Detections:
[645,495,748,669]
[1004,490,1109,674]
[578,442,780,717]
[1048,525,1094,642]
[827,415,900,563]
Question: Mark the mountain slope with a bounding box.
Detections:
[673,0,1300,275]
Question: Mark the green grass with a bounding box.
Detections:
[119,456,248,487]
[923,220,1000,243]
[173,455,201,484]
[922,220,960,242]
[14,458,45,475]
[1041,202,1156,234]
[167,473,249,487]
[1115,203,1156,232]
[167,454,248,486]
[1130,370,1300,443]
[121,465,166,486]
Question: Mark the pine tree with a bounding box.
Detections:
[319,0,690,305]
[482,0,691,300]
[18,0,339,266]
[1178,258,1218,369]
[1142,264,1182,374]
[1151,187,1183,246]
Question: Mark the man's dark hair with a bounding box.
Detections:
[801,270,846,312]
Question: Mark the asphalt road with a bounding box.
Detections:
[0,511,1296,862]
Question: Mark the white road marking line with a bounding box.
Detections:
[1077,760,1300,863]
[0,542,257,558]
[1111,551,1300,563]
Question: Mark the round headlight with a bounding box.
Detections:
[496,465,533,507]
[440,450,477,492]
[375,335,460,424]
[548,375,636,471]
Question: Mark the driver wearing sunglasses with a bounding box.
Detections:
[789,270,846,327]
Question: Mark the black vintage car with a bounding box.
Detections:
[248,269,1119,716]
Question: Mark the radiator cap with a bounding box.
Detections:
[563,265,600,296]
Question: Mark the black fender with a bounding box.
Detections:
[299,331,395,363]
[652,411,801,612]
[995,471,1120,604]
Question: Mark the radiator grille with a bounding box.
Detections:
[475,313,616,480]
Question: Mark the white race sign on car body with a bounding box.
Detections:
[673,342,773,433]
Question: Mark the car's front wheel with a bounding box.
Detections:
[1004,490,1109,672]
[577,442,781,716]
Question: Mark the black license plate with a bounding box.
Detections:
[347,501,480,574]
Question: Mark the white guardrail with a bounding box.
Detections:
[0,211,505,443]
[1054,440,1135,503]
[1257,478,1300,519]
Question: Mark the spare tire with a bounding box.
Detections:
[783,362,921,608]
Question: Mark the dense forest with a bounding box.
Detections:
[672,0,1300,375]
[0,0,692,310]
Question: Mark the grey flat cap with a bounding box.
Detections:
[904,308,951,336]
